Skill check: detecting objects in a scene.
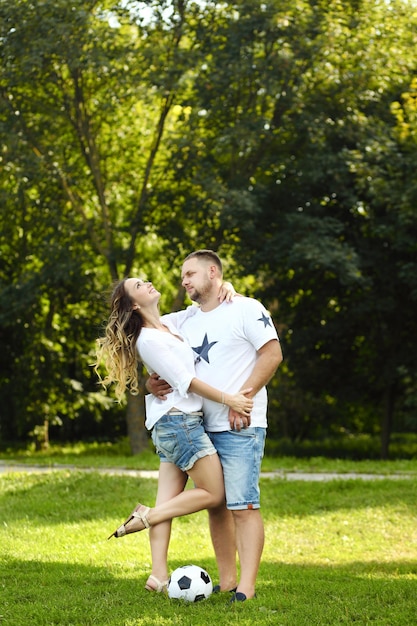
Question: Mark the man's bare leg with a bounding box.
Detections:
[233,508,264,599]
[208,503,238,591]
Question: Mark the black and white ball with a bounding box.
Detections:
[167,565,213,602]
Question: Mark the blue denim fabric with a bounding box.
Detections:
[152,413,217,472]
[208,428,266,510]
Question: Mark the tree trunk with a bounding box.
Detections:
[125,374,149,455]
[43,418,49,450]
[380,383,396,460]
[171,284,186,312]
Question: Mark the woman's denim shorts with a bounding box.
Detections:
[151,412,217,472]
[208,427,266,510]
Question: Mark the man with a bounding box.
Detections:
[149,250,282,601]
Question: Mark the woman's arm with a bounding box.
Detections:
[141,335,253,413]
[189,378,253,415]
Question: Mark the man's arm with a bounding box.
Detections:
[243,339,283,394]
[229,339,283,430]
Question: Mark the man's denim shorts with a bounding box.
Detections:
[208,428,266,510]
[151,412,217,472]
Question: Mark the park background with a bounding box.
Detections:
[1,0,417,461]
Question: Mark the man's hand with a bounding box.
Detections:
[146,372,172,400]
[228,408,251,431]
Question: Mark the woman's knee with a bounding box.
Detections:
[195,482,225,508]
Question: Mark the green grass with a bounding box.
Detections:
[1,465,416,625]
[1,439,417,475]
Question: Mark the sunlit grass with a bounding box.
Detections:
[1,470,416,625]
[1,439,417,475]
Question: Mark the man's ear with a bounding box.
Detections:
[209,264,217,278]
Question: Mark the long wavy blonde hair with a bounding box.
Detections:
[95,279,145,401]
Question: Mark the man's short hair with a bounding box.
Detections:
[183,249,223,274]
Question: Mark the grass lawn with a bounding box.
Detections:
[1,456,416,625]
[1,439,417,475]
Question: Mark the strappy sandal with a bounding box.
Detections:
[144,575,168,593]
[107,503,151,540]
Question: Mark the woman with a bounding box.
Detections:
[95,277,253,591]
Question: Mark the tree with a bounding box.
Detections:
[148,0,417,455]
[0,0,242,448]
[1,0,197,447]
[1,0,417,458]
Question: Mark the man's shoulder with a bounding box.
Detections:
[215,296,269,324]
[229,295,265,310]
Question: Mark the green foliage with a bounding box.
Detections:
[0,0,417,456]
[265,433,417,461]
[2,438,417,470]
[202,0,417,451]
[0,0,193,441]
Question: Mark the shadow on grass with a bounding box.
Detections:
[1,556,416,626]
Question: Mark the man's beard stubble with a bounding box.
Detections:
[189,277,212,305]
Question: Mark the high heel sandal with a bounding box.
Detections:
[107,503,151,540]
[144,575,168,593]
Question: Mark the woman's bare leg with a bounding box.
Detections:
[147,462,188,587]
[149,453,225,522]
[122,454,225,533]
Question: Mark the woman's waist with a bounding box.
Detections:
[165,407,203,416]
[147,390,202,408]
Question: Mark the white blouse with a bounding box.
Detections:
[137,316,202,429]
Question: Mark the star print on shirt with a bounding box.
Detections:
[192,333,218,363]
[258,312,272,328]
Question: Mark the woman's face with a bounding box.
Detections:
[124,278,160,309]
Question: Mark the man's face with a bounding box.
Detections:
[181,257,213,303]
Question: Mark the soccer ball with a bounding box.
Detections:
[167,564,213,602]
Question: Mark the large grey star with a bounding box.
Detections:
[192,333,218,363]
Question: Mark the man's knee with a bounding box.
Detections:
[232,508,262,522]
[208,501,230,521]
[210,492,226,508]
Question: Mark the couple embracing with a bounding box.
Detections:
[96,249,282,603]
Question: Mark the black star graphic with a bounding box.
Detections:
[258,312,272,328]
[192,333,218,363]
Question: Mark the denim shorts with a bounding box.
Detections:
[151,413,217,472]
[208,428,266,510]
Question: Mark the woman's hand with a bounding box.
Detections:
[218,281,236,303]
[224,387,253,422]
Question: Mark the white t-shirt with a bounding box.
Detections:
[163,297,279,432]
[137,314,202,430]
